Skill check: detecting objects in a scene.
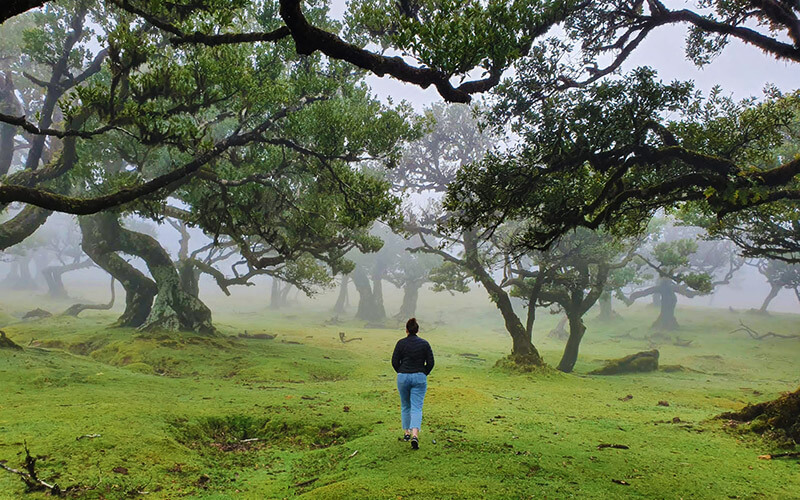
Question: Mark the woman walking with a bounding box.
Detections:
[391,318,434,449]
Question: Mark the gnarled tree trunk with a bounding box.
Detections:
[82,214,214,333]
[118,224,214,333]
[4,255,36,290]
[0,206,52,251]
[0,72,22,177]
[652,278,679,331]
[178,259,201,298]
[42,259,92,298]
[372,275,386,318]
[597,291,619,320]
[396,280,422,319]
[557,311,586,373]
[80,215,157,327]
[352,267,384,322]
[463,231,543,366]
[270,278,293,309]
[759,284,781,314]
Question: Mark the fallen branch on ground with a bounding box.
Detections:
[0,444,63,495]
[728,320,799,340]
[339,332,362,343]
[598,443,629,450]
[758,452,800,459]
[75,434,101,441]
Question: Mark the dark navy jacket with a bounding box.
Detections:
[391,335,434,375]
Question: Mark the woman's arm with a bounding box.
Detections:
[391,340,403,372]
[424,343,434,375]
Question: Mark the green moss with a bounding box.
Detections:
[589,349,659,375]
[0,300,799,499]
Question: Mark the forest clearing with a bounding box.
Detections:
[2,0,799,498]
[1,287,799,499]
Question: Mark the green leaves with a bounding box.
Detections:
[347,0,571,75]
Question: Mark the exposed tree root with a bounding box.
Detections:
[62,277,115,317]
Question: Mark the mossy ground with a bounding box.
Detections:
[0,287,799,499]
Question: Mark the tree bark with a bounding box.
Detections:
[352,267,384,322]
[0,72,22,177]
[372,274,386,319]
[115,223,214,333]
[0,205,52,250]
[81,213,213,333]
[652,278,679,330]
[651,291,661,307]
[333,274,349,314]
[463,231,543,365]
[557,311,586,373]
[80,215,157,327]
[548,315,568,339]
[396,280,422,319]
[4,254,36,289]
[759,284,781,314]
[280,282,293,304]
[270,277,281,309]
[178,259,201,298]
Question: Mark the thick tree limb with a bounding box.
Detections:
[0,112,120,138]
[0,205,52,250]
[0,96,326,213]
[0,1,48,24]
[278,0,495,103]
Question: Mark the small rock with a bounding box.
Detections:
[112,466,128,475]
[657,400,670,407]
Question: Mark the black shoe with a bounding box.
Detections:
[411,437,419,450]
[403,433,411,442]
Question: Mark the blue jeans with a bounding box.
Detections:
[397,372,427,430]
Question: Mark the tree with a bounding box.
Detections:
[2,0,798,264]
[504,228,636,372]
[5,0,797,102]
[0,2,104,251]
[621,226,742,331]
[385,234,442,319]
[421,226,545,365]
[389,103,544,364]
[754,259,800,313]
[0,1,418,332]
[39,215,93,298]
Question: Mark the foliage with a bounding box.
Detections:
[446,68,800,253]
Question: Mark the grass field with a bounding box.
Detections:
[1,287,799,499]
